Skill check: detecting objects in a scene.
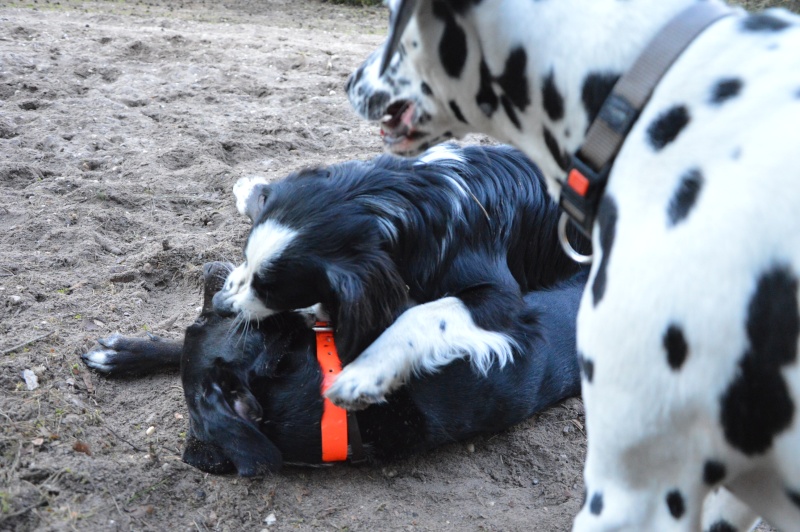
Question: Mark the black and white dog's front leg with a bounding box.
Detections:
[326,295,516,410]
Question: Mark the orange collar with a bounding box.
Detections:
[314,321,364,462]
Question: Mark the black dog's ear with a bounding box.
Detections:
[380,0,418,75]
[184,377,283,476]
[182,435,236,475]
[233,176,271,223]
[326,254,409,362]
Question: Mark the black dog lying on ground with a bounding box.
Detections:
[84,260,585,476]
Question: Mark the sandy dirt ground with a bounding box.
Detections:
[0,1,589,530]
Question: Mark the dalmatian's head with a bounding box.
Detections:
[347,0,481,156]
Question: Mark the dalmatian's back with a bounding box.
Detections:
[347,1,800,530]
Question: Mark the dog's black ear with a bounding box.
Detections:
[234,176,272,223]
[380,0,418,75]
[326,254,408,362]
[185,375,283,476]
[182,434,236,475]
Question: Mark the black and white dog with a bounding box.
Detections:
[83,260,585,475]
[346,1,800,531]
[213,144,588,409]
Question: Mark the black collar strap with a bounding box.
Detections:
[558,1,734,263]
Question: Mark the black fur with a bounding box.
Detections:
[703,460,727,486]
[647,105,691,151]
[667,490,686,519]
[741,13,791,32]
[710,78,743,105]
[668,168,704,227]
[592,195,617,307]
[542,70,565,122]
[720,264,798,455]
[226,145,587,364]
[664,323,689,370]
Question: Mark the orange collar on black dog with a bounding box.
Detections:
[313,321,364,463]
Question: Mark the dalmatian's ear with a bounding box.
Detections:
[380,0,418,75]
[233,176,271,223]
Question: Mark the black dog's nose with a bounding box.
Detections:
[211,292,236,318]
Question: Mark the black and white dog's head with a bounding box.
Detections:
[212,160,415,361]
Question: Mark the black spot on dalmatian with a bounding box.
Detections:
[502,96,522,129]
[543,127,568,171]
[476,59,499,117]
[432,1,468,79]
[449,100,468,124]
[439,320,447,332]
[592,196,618,307]
[720,264,799,456]
[367,91,391,120]
[542,70,564,122]
[421,82,433,96]
[703,460,726,485]
[647,105,690,151]
[346,67,363,93]
[666,490,685,519]
[496,47,531,111]
[708,520,737,532]
[731,147,742,160]
[742,13,791,32]
[710,78,743,105]
[579,353,594,383]
[589,492,603,515]
[581,72,622,125]
[664,324,689,370]
[474,50,530,121]
[668,168,704,226]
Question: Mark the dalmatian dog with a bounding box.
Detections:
[346,0,800,530]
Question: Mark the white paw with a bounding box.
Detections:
[325,361,401,411]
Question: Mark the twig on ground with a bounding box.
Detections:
[1,331,55,356]
[103,424,144,453]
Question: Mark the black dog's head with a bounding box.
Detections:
[212,166,411,361]
[180,262,324,476]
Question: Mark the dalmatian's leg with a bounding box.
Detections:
[701,488,760,532]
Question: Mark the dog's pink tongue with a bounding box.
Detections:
[400,102,415,128]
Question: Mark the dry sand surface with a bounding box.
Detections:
[0,1,588,530]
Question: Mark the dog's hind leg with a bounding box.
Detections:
[701,487,760,532]
[82,333,183,375]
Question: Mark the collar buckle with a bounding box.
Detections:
[312,321,334,332]
[559,154,610,239]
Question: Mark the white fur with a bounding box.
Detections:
[326,296,515,408]
[233,175,269,218]
[215,220,298,319]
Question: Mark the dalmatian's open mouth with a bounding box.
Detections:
[380,100,425,148]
